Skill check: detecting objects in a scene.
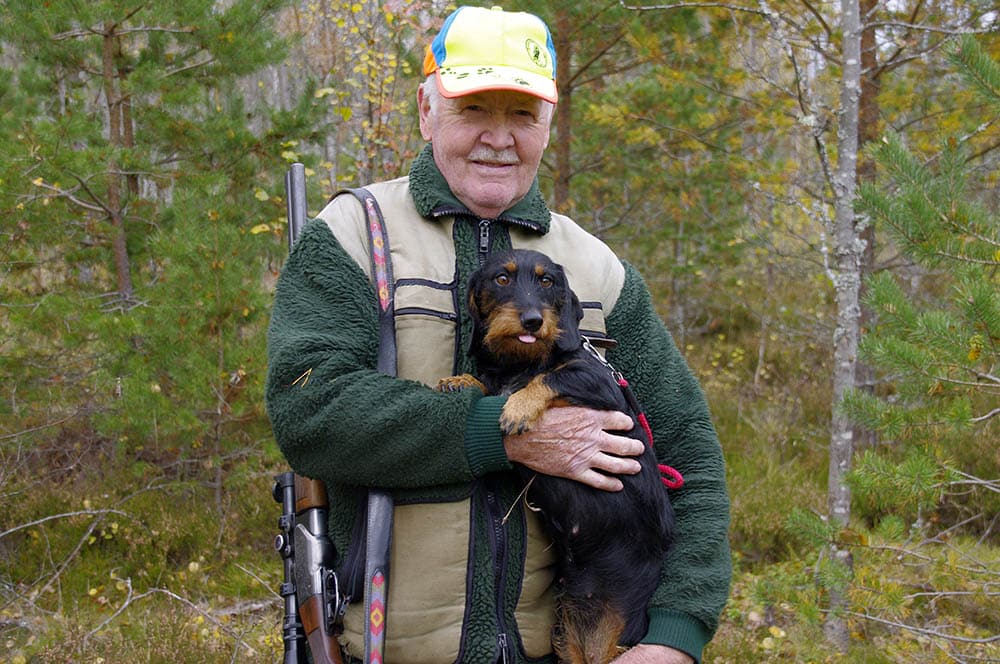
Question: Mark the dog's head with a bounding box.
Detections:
[467,249,584,366]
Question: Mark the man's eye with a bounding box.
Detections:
[495,274,510,286]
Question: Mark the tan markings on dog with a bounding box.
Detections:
[504,259,518,273]
[499,375,559,435]
[483,305,560,363]
[435,374,487,394]
[554,599,626,664]
[535,262,546,277]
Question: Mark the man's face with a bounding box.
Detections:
[419,86,552,219]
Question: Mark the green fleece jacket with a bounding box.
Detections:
[265,145,731,663]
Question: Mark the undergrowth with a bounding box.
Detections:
[2,326,997,663]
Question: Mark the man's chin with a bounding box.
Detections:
[462,186,528,218]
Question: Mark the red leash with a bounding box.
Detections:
[616,377,684,490]
[583,339,684,490]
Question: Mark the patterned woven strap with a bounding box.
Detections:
[340,188,396,664]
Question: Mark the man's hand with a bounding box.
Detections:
[503,406,643,491]
[613,644,695,664]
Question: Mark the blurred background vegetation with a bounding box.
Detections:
[1,1,997,662]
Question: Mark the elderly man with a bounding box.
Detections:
[266,5,730,664]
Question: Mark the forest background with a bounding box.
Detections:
[1,0,998,662]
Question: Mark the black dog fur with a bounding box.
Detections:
[438,249,676,664]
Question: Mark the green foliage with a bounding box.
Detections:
[784,508,838,550]
[4,3,1000,662]
[831,37,1000,660]
[952,34,1000,107]
[0,0,322,459]
[851,38,1000,449]
[1,5,320,658]
[849,447,953,525]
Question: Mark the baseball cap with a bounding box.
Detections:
[422,6,558,103]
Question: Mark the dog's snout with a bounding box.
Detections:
[521,310,544,332]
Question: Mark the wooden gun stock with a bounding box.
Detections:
[293,475,344,664]
[294,474,328,512]
[300,593,344,664]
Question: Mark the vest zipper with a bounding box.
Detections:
[498,632,510,664]
[478,219,492,265]
[486,484,511,664]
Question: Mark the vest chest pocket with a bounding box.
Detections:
[393,281,459,387]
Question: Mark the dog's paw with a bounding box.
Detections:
[436,374,486,394]
[499,384,550,435]
[499,411,536,436]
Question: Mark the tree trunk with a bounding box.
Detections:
[118,38,139,197]
[552,8,572,213]
[854,0,880,448]
[825,0,863,648]
[102,22,134,305]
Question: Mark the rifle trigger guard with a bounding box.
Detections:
[324,568,343,633]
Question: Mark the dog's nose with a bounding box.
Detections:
[521,310,543,332]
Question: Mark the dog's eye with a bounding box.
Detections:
[539,275,554,288]
[495,274,510,286]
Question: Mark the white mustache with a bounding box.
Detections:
[469,148,519,165]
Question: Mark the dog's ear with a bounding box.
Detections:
[555,279,584,354]
[466,271,486,355]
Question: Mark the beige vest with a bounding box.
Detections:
[317,177,625,663]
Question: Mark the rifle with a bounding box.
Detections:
[273,163,344,664]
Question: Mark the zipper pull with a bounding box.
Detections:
[498,632,510,664]
[479,219,491,256]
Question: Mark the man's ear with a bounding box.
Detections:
[555,288,584,354]
[417,84,433,142]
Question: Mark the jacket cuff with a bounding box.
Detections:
[641,609,712,664]
[464,395,512,476]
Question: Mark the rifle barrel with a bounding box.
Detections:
[285,163,307,250]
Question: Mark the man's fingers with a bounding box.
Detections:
[595,450,642,476]
[581,469,625,492]
[605,432,645,459]
[600,410,635,433]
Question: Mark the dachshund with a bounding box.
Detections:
[437,249,678,664]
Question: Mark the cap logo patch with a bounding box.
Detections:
[525,38,548,69]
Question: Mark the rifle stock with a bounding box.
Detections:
[273,472,345,664]
[293,475,344,664]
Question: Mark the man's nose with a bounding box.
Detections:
[480,121,515,150]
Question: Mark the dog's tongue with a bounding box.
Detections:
[518,334,537,344]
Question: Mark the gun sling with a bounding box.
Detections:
[277,170,396,664]
[345,187,396,664]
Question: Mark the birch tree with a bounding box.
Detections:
[824,0,862,645]
[620,0,998,649]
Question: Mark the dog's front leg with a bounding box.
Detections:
[499,374,560,435]
[436,374,487,394]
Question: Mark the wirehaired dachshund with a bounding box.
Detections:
[437,249,678,664]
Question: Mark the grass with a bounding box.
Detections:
[2,329,998,663]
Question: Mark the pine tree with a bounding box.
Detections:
[850,35,1000,447]
[0,1,321,482]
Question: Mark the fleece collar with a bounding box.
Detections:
[408,144,551,233]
